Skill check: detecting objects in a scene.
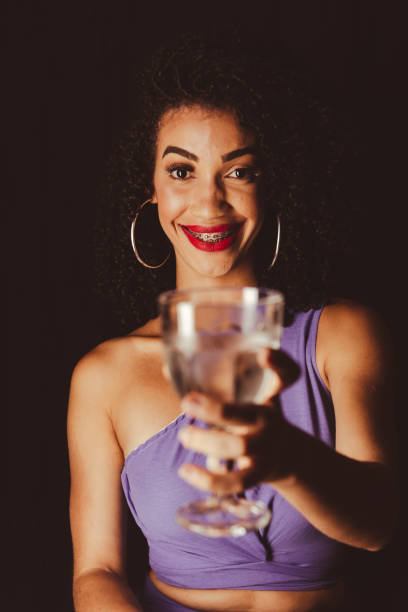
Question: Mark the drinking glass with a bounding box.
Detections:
[158,286,284,537]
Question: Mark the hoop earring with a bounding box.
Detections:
[130,199,171,269]
[267,216,281,271]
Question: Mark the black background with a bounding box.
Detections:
[8,1,407,610]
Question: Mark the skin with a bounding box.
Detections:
[68,105,398,612]
[152,105,265,288]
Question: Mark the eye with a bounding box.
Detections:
[226,167,261,183]
[167,164,194,180]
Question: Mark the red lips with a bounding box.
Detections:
[180,223,243,252]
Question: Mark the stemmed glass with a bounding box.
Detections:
[158,286,284,537]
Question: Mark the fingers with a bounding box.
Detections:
[179,390,282,459]
[205,455,252,473]
[181,392,266,432]
[176,349,299,493]
[257,348,300,397]
[179,424,252,458]
[178,462,256,494]
[178,404,282,460]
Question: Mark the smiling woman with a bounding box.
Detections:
[68,32,398,612]
[94,33,352,330]
[152,106,263,281]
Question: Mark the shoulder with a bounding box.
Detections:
[317,299,394,391]
[68,333,161,455]
[72,336,135,386]
[70,330,159,412]
[314,301,397,467]
[74,315,161,377]
[319,299,392,352]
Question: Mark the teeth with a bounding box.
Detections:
[185,228,236,243]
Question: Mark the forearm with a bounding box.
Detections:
[73,568,144,612]
[270,424,399,551]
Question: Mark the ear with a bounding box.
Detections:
[151,188,158,204]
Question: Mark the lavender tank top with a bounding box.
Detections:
[121,308,349,590]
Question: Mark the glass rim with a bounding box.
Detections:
[158,286,284,307]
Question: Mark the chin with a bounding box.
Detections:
[175,242,252,281]
[184,254,237,280]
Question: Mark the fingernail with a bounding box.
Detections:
[178,464,195,478]
[181,394,203,415]
[178,428,191,444]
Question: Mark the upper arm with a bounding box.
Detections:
[319,302,396,466]
[67,348,127,581]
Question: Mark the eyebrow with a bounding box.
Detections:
[162,146,198,161]
[221,146,256,162]
[162,145,256,163]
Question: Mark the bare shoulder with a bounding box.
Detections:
[320,298,390,336]
[68,334,154,580]
[317,299,394,385]
[68,332,156,434]
[69,319,174,458]
[316,300,394,392]
[316,300,397,465]
[68,336,138,436]
[71,324,161,398]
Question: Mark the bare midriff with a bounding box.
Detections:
[150,570,345,612]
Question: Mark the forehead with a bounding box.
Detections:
[155,105,254,155]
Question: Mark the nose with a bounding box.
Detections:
[189,174,231,218]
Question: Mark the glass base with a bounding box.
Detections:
[176,495,271,537]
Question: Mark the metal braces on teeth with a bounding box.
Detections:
[186,228,235,243]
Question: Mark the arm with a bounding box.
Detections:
[177,303,399,551]
[270,303,399,551]
[68,349,144,612]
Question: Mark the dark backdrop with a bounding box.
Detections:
[8,1,406,610]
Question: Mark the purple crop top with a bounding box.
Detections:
[121,308,349,591]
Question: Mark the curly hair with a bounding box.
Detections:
[95,32,356,331]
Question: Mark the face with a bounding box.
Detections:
[152,105,264,282]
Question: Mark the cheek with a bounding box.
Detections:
[156,184,186,230]
[238,193,262,224]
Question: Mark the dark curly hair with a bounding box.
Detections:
[95,32,355,331]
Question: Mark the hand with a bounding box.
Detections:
[177,348,300,494]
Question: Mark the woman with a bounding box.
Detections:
[68,35,398,611]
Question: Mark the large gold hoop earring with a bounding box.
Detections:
[130,199,171,269]
[267,216,281,271]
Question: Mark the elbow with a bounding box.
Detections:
[361,503,399,552]
[364,472,400,552]
[364,539,390,552]
[349,531,392,552]
[364,520,398,552]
